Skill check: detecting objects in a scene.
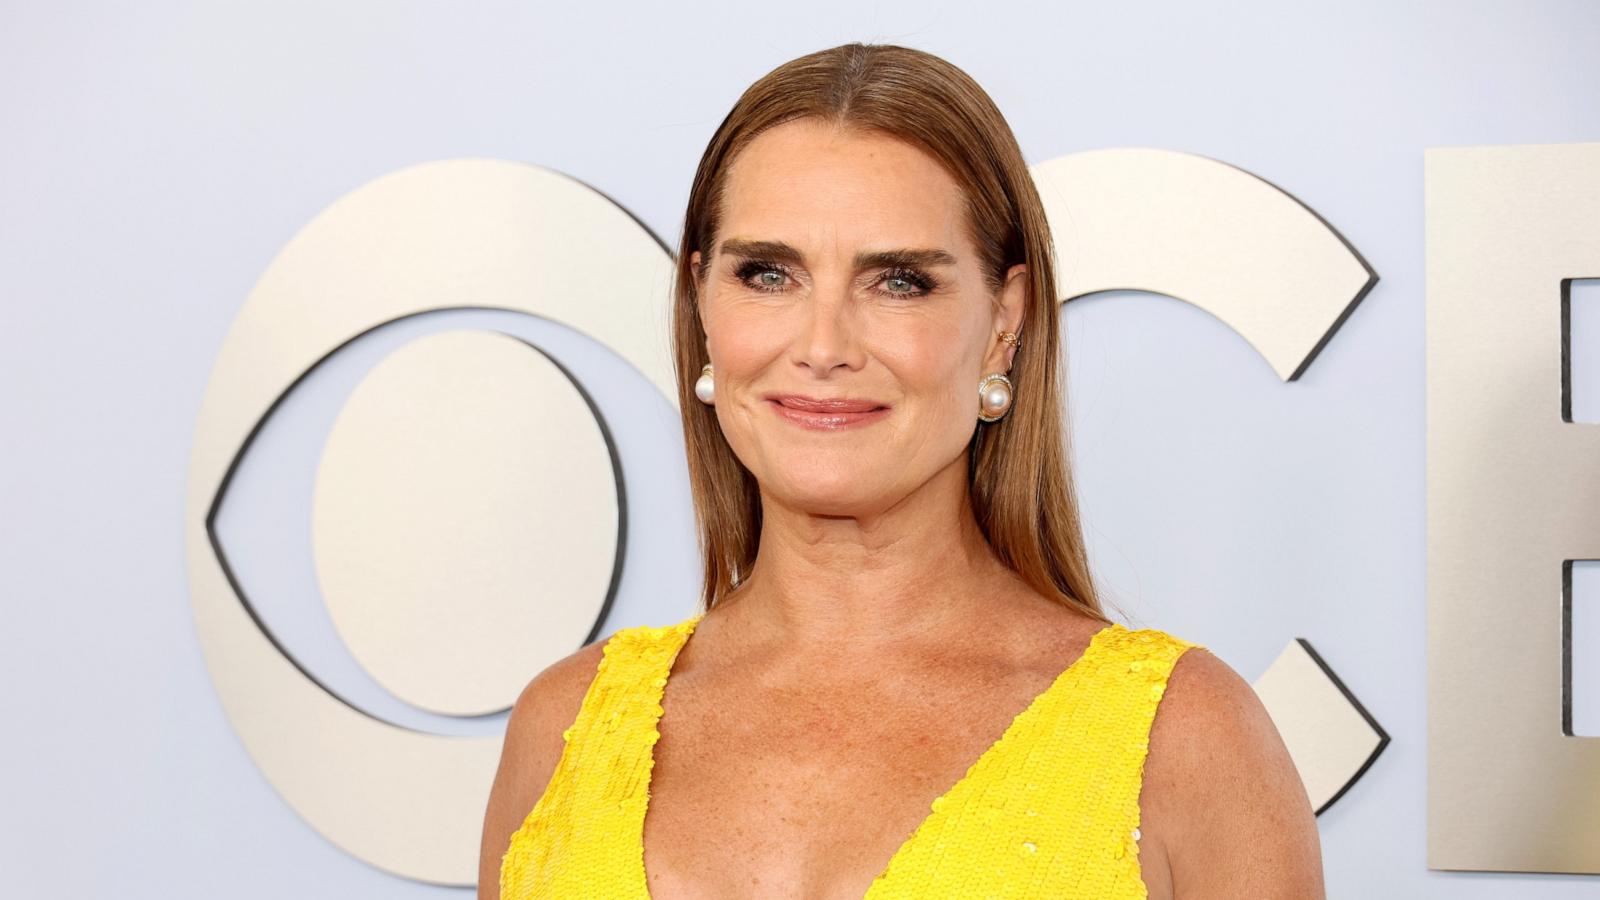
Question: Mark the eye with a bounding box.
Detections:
[732,260,940,297]
[878,266,938,297]
[734,259,792,293]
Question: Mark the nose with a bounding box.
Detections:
[792,279,864,376]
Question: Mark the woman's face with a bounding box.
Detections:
[690,118,1027,517]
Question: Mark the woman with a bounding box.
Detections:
[482,42,1322,899]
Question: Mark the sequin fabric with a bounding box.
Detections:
[499,612,1202,899]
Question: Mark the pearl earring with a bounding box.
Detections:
[695,363,716,405]
[978,372,1013,422]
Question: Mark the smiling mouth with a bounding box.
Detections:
[765,398,890,431]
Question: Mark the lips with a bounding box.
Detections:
[763,393,891,431]
[765,394,888,413]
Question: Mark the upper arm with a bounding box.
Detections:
[1142,646,1325,899]
[477,636,610,900]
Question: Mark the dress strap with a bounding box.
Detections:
[1017,625,1203,890]
[498,613,703,900]
[864,622,1203,898]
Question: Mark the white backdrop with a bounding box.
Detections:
[3,1,1598,896]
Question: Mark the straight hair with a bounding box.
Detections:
[670,41,1107,624]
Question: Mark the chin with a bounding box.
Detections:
[763,465,884,515]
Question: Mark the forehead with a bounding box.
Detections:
[718,119,968,255]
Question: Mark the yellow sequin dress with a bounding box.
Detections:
[500,611,1201,899]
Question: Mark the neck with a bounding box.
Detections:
[722,455,1022,655]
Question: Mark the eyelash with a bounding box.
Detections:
[732,259,939,297]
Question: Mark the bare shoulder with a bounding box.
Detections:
[476,634,612,899]
[1141,644,1326,899]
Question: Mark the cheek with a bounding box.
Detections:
[705,302,784,367]
[881,341,978,427]
[705,297,982,424]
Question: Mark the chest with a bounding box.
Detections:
[637,673,1171,899]
[500,621,1188,900]
[638,693,968,898]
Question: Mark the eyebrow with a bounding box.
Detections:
[716,238,958,271]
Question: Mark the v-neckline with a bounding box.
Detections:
[634,614,1123,898]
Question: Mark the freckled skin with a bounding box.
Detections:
[481,117,1324,900]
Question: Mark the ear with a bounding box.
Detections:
[689,249,710,342]
[985,263,1029,374]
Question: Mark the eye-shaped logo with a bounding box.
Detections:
[187,154,1386,885]
[186,159,682,885]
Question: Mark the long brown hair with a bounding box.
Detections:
[671,42,1107,624]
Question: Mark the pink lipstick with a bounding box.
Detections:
[764,393,890,431]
